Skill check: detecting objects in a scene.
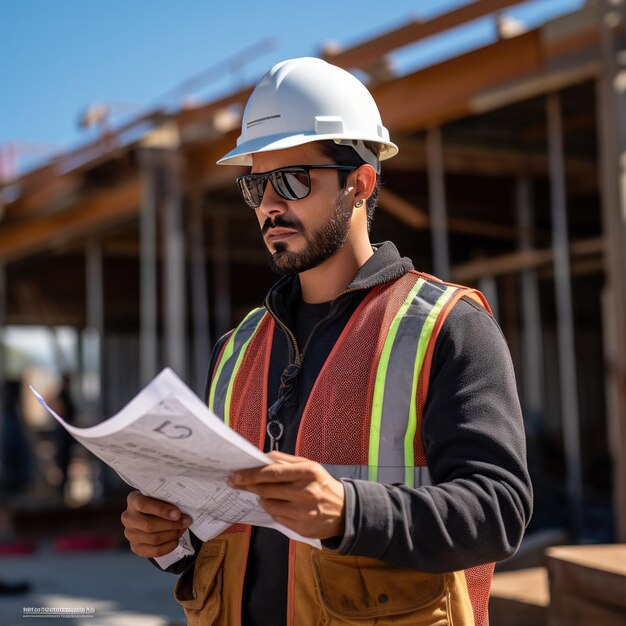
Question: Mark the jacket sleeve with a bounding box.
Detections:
[333,297,533,572]
[148,331,232,574]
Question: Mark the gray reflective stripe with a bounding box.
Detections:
[210,307,267,421]
[324,464,432,486]
[377,281,447,481]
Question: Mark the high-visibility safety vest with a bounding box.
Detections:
[174,271,494,626]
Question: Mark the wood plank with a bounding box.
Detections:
[546,545,626,612]
[378,187,541,241]
[4,175,82,219]
[324,0,528,72]
[451,237,603,282]
[490,566,550,606]
[489,567,548,626]
[548,592,626,626]
[372,32,544,133]
[378,187,429,228]
[0,179,140,263]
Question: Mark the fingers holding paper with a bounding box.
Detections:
[121,490,192,558]
[229,451,345,540]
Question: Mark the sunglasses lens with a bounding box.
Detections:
[237,176,265,208]
[272,169,310,201]
[237,168,312,208]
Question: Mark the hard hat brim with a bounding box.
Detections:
[217,131,398,166]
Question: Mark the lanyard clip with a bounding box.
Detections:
[266,420,285,451]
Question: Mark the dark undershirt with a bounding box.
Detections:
[294,300,332,348]
[242,299,332,626]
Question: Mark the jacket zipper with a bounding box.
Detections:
[264,285,364,367]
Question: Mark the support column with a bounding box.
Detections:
[516,177,545,423]
[84,241,104,418]
[547,92,583,539]
[189,190,211,397]
[478,275,499,321]
[426,126,450,280]
[213,212,231,338]
[597,0,626,541]
[161,150,187,379]
[0,262,6,414]
[139,150,159,386]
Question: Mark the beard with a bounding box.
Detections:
[263,192,353,276]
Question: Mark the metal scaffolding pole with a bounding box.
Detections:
[189,190,211,397]
[426,126,450,280]
[597,0,626,541]
[547,92,583,539]
[85,241,104,417]
[516,177,545,421]
[478,275,499,321]
[139,150,159,385]
[0,262,5,408]
[162,150,187,379]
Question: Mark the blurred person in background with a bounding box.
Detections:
[121,57,532,626]
[50,373,76,497]
[0,379,33,597]
[0,378,33,494]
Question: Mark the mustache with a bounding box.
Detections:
[262,215,302,235]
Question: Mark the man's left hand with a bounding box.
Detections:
[228,451,345,540]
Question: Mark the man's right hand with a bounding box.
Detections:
[121,490,192,558]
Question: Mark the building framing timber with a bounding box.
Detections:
[1,0,624,541]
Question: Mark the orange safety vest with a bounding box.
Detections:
[175,270,495,626]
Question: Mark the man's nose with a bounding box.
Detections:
[258,182,288,218]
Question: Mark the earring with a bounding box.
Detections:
[354,199,364,208]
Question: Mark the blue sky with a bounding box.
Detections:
[0,0,582,174]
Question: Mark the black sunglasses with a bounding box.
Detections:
[236,164,357,209]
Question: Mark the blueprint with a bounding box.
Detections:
[31,368,321,568]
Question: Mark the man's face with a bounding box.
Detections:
[250,143,354,276]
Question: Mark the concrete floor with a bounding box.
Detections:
[0,546,186,626]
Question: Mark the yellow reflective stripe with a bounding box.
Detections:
[222,312,267,426]
[208,307,263,424]
[368,278,426,481]
[403,285,456,486]
[208,334,236,413]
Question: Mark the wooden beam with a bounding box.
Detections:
[324,0,528,72]
[447,215,537,241]
[378,186,541,241]
[389,138,596,189]
[377,187,429,228]
[0,179,140,263]
[102,239,266,264]
[371,32,544,133]
[4,174,82,219]
[451,236,603,283]
[184,131,245,188]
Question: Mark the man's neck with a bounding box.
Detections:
[298,238,374,303]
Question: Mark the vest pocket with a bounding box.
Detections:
[310,550,452,625]
[174,540,226,625]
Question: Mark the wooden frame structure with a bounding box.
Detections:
[1,0,625,541]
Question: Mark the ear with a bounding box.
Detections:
[352,164,377,205]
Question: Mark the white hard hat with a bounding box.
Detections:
[217,57,398,171]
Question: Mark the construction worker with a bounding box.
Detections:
[121,57,532,626]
